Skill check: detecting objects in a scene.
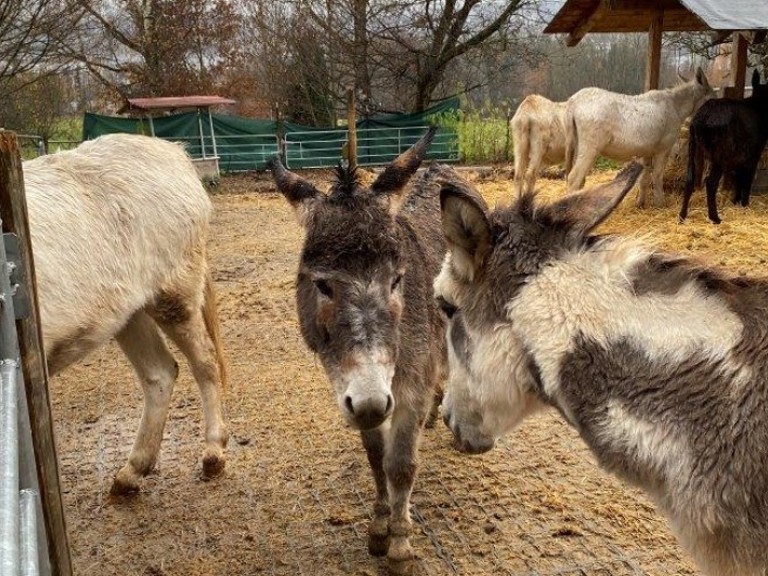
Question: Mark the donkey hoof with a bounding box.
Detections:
[202,452,226,479]
[368,533,389,557]
[387,556,417,576]
[387,537,414,564]
[111,468,141,496]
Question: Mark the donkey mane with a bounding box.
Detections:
[329,163,364,201]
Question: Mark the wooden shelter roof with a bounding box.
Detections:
[117,96,236,114]
[545,0,768,43]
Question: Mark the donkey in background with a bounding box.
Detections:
[435,164,768,575]
[511,94,566,196]
[269,129,448,572]
[25,134,228,494]
[679,69,768,224]
[565,68,713,206]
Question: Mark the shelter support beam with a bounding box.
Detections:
[645,10,663,91]
[567,0,604,46]
[732,32,749,99]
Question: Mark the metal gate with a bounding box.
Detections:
[0,229,48,576]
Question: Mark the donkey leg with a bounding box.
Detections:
[651,151,671,207]
[566,147,598,193]
[735,164,758,208]
[635,160,654,208]
[705,165,724,224]
[112,311,179,495]
[361,425,390,556]
[153,298,228,479]
[384,403,426,572]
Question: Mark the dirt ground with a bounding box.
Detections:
[51,166,768,576]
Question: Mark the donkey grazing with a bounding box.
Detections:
[679,69,768,224]
[511,94,566,196]
[269,129,447,572]
[435,163,768,575]
[565,68,713,206]
[25,134,228,494]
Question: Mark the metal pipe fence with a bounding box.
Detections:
[284,125,459,169]
[0,219,47,576]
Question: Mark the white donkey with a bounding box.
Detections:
[564,68,713,206]
[434,164,768,576]
[511,94,566,196]
[24,134,228,494]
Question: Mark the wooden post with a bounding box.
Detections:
[645,10,663,91]
[346,87,357,169]
[0,130,73,576]
[732,32,749,99]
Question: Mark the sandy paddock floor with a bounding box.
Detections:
[51,167,768,576]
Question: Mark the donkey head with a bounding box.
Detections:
[434,163,643,453]
[270,128,436,430]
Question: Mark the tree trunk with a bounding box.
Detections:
[352,0,372,101]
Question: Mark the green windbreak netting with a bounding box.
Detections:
[83,111,278,171]
[82,97,458,171]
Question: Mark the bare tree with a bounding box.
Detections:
[0,0,81,97]
[61,0,242,99]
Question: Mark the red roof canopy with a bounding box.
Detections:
[118,95,237,114]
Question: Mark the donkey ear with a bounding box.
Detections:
[372,126,437,216]
[268,155,322,227]
[546,161,643,240]
[439,179,491,281]
[695,66,710,89]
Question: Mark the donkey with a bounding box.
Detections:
[434,163,768,575]
[511,94,567,196]
[564,68,713,206]
[679,69,768,224]
[269,129,447,572]
[24,134,228,494]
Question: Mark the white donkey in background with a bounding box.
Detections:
[25,134,228,494]
[565,67,713,206]
[435,164,768,576]
[511,94,567,196]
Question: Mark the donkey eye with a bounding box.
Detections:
[391,274,403,291]
[314,279,334,298]
[436,296,458,319]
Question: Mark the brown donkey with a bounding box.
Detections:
[269,129,447,572]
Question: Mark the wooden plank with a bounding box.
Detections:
[346,87,357,169]
[645,10,664,90]
[732,32,749,99]
[0,130,73,576]
[567,0,604,46]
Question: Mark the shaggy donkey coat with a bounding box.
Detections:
[25,134,228,494]
[679,69,768,224]
[435,164,768,576]
[511,94,567,196]
[270,130,448,571]
[564,68,713,206]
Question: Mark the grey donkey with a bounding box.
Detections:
[269,129,448,572]
[435,163,768,576]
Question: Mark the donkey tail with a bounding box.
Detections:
[202,272,228,390]
[564,109,578,178]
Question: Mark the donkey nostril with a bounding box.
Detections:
[385,395,394,414]
[345,396,354,414]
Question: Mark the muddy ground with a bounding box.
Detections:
[52,167,768,576]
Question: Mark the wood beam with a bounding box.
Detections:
[732,32,749,99]
[567,0,604,47]
[645,10,663,91]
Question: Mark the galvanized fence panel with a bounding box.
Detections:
[0,217,49,576]
[284,125,459,169]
